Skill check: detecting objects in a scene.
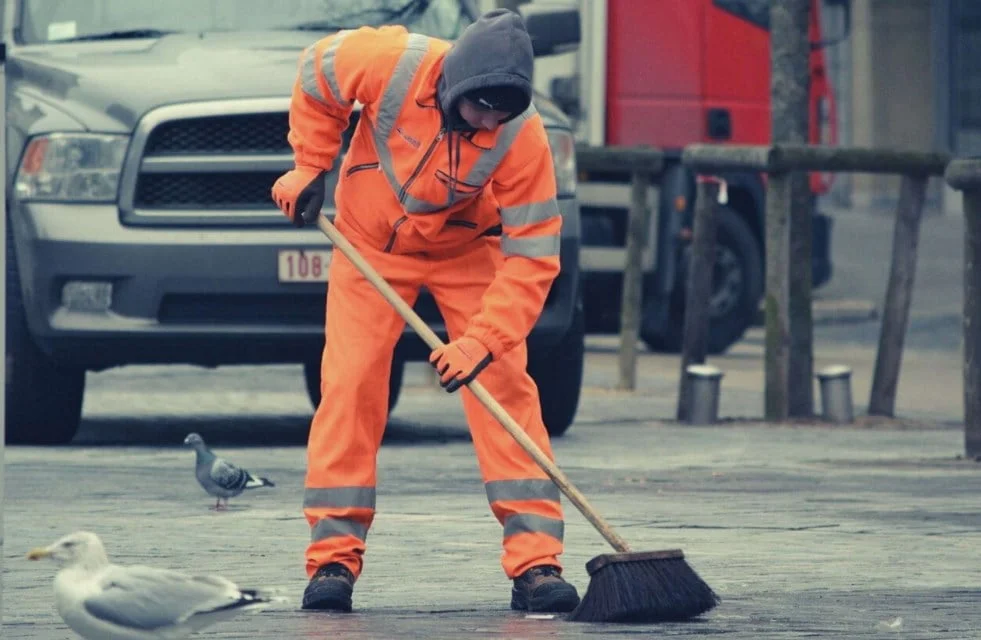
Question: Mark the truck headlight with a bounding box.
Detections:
[546,128,577,196]
[14,133,129,202]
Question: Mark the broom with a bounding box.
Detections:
[313,214,720,623]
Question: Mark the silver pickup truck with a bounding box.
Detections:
[4,0,585,444]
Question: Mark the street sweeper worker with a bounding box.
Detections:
[271,9,580,614]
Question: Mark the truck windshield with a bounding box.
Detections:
[17,0,474,44]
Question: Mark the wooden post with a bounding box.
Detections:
[788,175,815,416]
[617,171,652,391]
[868,174,928,416]
[944,159,981,458]
[770,0,811,420]
[677,179,720,420]
[764,173,792,421]
[964,188,981,457]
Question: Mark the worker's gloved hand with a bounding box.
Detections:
[272,167,326,228]
[429,336,493,393]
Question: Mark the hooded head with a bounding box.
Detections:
[438,8,534,128]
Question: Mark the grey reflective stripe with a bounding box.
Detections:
[299,45,321,101]
[311,517,369,542]
[485,479,560,504]
[401,193,446,214]
[320,30,353,107]
[373,33,430,197]
[303,486,376,510]
[461,105,535,187]
[501,233,561,258]
[500,199,560,228]
[503,514,564,541]
[400,106,537,214]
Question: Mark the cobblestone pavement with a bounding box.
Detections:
[3,338,979,638]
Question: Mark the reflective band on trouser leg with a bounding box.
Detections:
[303,233,422,578]
[426,243,565,578]
[486,479,565,577]
[303,488,375,579]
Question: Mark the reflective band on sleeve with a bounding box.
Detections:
[299,45,321,101]
[500,199,560,228]
[501,233,560,258]
[319,30,353,107]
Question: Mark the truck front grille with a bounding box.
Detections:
[144,113,291,154]
[121,99,358,223]
[135,172,283,208]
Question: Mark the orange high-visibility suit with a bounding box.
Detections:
[278,13,566,584]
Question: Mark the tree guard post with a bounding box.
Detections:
[945,158,981,458]
[868,174,929,416]
[788,173,815,417]
[677,178,721,420]
[617,169,652,391]
[764,171,792,421]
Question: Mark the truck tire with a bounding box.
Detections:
[642,205,763,355]
[527,303,585,438]
[303,357,404,415]
[5,223,85,445]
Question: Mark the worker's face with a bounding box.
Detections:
[458,98,512,131]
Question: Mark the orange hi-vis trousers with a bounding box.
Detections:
[302,217,565,581]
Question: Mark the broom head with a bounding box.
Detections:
[566,549,719,623]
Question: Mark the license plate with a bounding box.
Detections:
[278,249,332,283]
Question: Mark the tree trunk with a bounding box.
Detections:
[769,0,811,421]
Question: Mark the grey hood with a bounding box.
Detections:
[437,8,534,118]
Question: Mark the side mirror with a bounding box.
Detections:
[521,3,581,57]
[814,0,851,49]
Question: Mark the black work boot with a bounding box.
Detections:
[511,565,581,613]
[301,563,355,612]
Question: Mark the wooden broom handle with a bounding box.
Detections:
[316,215,632,553]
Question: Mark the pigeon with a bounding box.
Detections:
[27,530,273,639]
[182,433,274,510]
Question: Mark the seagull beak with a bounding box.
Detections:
[27,547,52,560]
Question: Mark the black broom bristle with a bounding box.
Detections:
[566,554,720,623]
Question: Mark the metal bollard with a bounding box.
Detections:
[685,364,724,424]
[816,365,854,424]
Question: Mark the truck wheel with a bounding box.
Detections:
[527,303,585,438]
[642,206,763,355]
[303,357,404,415]
[5,223,85,445]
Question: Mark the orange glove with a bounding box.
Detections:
[429,336,493,393]
[272,167,326,228]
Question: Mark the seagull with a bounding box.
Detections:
[182,432,275,510]
[27,530,272,639]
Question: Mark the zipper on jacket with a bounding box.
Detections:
[445,219,478,229]
[398,128,445,204]
[346,162,379,176]
[384,215,409,253]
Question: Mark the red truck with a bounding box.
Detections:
[547,0,849,353]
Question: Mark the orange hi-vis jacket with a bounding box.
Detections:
[287,24,562,360]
